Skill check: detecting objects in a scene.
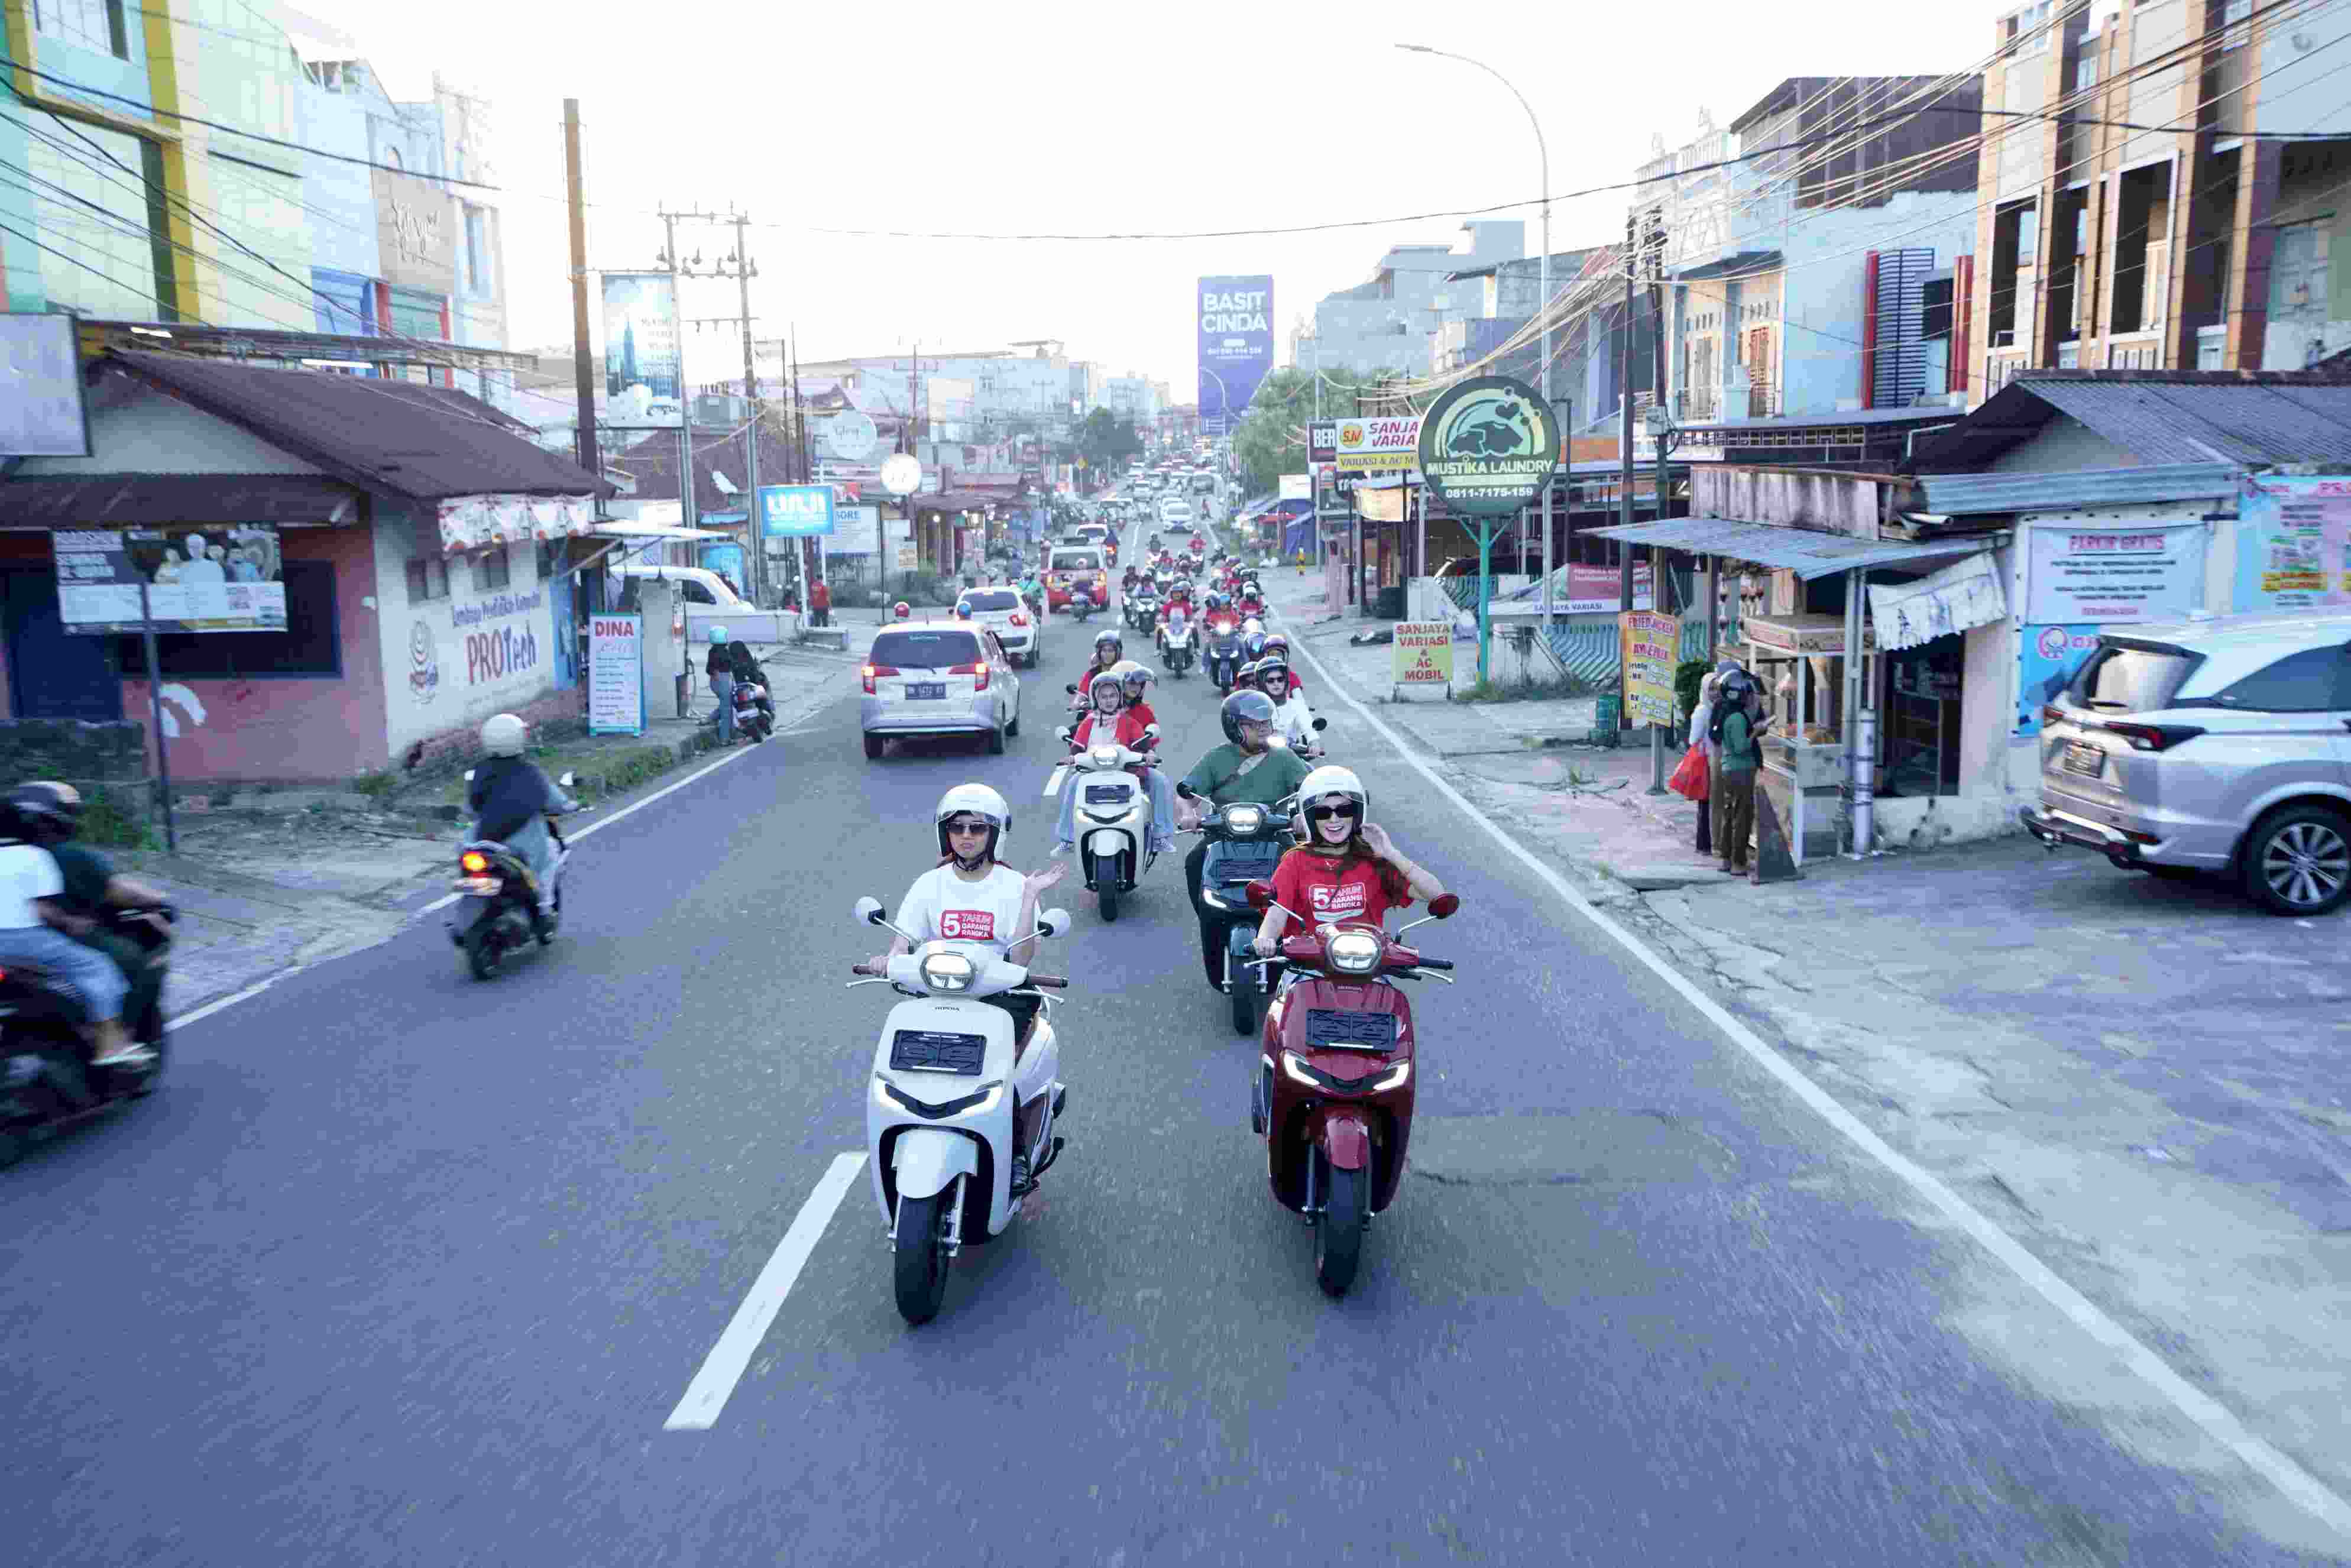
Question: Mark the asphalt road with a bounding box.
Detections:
[5,516,2340,1567]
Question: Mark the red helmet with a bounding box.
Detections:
[892,601,912,621]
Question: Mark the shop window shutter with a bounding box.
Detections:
[1871,248,1935,409]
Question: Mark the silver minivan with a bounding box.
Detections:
[2023,609,2351,913]
[860,621,1022,760]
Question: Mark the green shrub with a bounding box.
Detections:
[80,786,154,849]
[352,769,399,799]
[1674,659,1711,723]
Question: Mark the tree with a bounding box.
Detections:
[1229,364,1385,497]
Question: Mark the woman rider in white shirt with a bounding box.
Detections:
[867,784,1068,1182]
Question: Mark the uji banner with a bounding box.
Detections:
[1196,274,1273,435]
[1620,610,1679,727]
[1392,621,1455,687]
[588,613,646,736]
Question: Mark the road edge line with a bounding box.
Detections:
[663,1150,868,1431]
[1282,613,2351,1543]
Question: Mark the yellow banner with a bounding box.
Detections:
[1620,610,1679,727]
[1393,621,1455,686]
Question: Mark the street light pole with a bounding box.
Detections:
[1398,42,1550,641]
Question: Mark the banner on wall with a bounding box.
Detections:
[588,613,646,735]
[2023,519,2204,624]
[832,505,881,557]
[2014,623,2101,736]
[2235,474,2351,611]
[56,526,286,633]
[1620,610,1680,727]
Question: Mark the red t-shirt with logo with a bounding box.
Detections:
[1072,707,1152,751]
[1271,848,1410,932]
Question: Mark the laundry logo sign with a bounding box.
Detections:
[1417,375,1560,517]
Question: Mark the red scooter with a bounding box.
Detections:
[1243,883,1461,1297]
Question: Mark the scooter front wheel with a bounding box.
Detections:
[1097,878,1120,923]
[1316,1164,1366,1297]
[1230,957,1258,1035]
[893,1192,951,1325]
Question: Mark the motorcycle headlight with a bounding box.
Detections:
[1225,805,1264,834]
[1369,1059,1412,1093]
[1327,930,1383,974]
[918,951,976,992]
[1281,1050,1319,1087]
[1090,745,1121,767]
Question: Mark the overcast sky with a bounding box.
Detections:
[293,0,2002,394]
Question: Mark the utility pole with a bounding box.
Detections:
[673,208,765,604]
[562,100,597,485]
[1617,212,1636,619]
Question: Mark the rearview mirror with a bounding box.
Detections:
[1428,893,1461,919]
[1037,908,1069,938]
[1312,717,1329,732]
[557,771,578,789]
[463,768,477,782]
[854,896,886,926]
[1065,683,1079,694]
[1245,879,1275,913]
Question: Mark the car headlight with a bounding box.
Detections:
[918,951,976,992]
[1091,745,1121,766]
[1225,805,1264,834]
[1327,929,1382,974]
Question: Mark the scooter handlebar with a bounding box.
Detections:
[1026,974,1069,989]
[850,962,885,977]
[1410,957,1455,971]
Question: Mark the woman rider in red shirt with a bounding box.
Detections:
[1252,764,1445,957]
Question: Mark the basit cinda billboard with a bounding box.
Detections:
[1196,276,1273,435]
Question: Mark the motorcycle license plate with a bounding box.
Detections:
[1303,1009,1395,1051]
[1083,783,1128,805]
[905,682,946,701]
[890,1029,987,1075]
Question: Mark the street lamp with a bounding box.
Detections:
[1397,42,1555,640]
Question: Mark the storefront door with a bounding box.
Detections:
[3,570,121,721]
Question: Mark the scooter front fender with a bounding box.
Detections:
[1086,827,1131,859]
[892,1126,981,1201]
[1317,1109,1372,1172]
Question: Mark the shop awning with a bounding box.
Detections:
[0,474,361,526]
[587,523,738,541]
[1867,551,2007,652]
[1586,516,1993,579]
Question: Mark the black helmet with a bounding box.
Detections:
[1219,689,1278,745]
[4,780,82,840]
[1092,628,1123,658]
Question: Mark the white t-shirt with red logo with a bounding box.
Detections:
[895,863,1028,958]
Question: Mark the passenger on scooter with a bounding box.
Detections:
[467,714,577,919]
[0,784,147,1067]
[1054,673,1173,855]
[1260,634,1304,699]
[9,782,170,1046]
[867,785,1067,1188]
[1176,690,1314,947]
[1070,629,1123,708]
[1259,656,1319,754]
[1252,765,1445,958]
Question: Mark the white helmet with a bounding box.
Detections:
[481,713,527,757]
[934,782,1011,865]
[1294,763,1368,835]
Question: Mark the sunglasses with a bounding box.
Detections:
[1304,804,1360,824]
[944,819,993,836]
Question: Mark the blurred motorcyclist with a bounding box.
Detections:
[1071,628,1123,708]
[467,714,577,920]
[1054,672,1173,856]
[1174,690,1313,942]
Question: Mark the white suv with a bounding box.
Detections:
[2024,608,2351,914]
[957,586,1039,668]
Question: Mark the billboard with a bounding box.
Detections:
[2235,474,2351,611]
[758,484,836,537]
[602,273,682,426]
[1196,274,1274,436]
[0,313,90,456]
[1331,413,1422,474]
[56,526,286,634]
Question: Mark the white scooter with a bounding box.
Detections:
[1044,728,1160,924]
[1158,611,1196,679]
[849,898,1071,1326]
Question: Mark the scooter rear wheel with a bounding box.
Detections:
[1316,1165,1366,1297]
[893,1192,950,1325]
[464,925,500,981]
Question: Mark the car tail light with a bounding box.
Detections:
[951,661,990,691]
[2103,721,2204,752]
[1009,612,1029,627]
[862,662,899,695]
[461,850,491,873]
[2041,704,2067,730]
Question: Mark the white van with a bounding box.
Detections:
[613,562,752,611]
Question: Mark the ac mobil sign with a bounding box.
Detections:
[1196,274,1274,435]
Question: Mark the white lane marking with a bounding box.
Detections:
[663,1151,867,1431]
[1281,620,2351,1543]
[420,738,767,915]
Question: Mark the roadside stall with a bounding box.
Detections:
[1738,610,1874,864]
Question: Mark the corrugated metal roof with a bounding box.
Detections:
[2019,376,2351,465]
[1586,516,1993,578]
[1918,462,2240,516]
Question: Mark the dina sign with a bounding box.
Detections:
[1416,375,1560,517]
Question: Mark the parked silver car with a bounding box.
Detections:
[2022,609,2351,914]
[860,621,1022,760]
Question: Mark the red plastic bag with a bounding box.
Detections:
[1667,741,1709,802]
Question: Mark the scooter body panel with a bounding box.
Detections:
[866,989,1022,1238]
[1262,972,1417,1216]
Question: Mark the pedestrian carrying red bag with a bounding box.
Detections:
[1667,741,1709,802]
